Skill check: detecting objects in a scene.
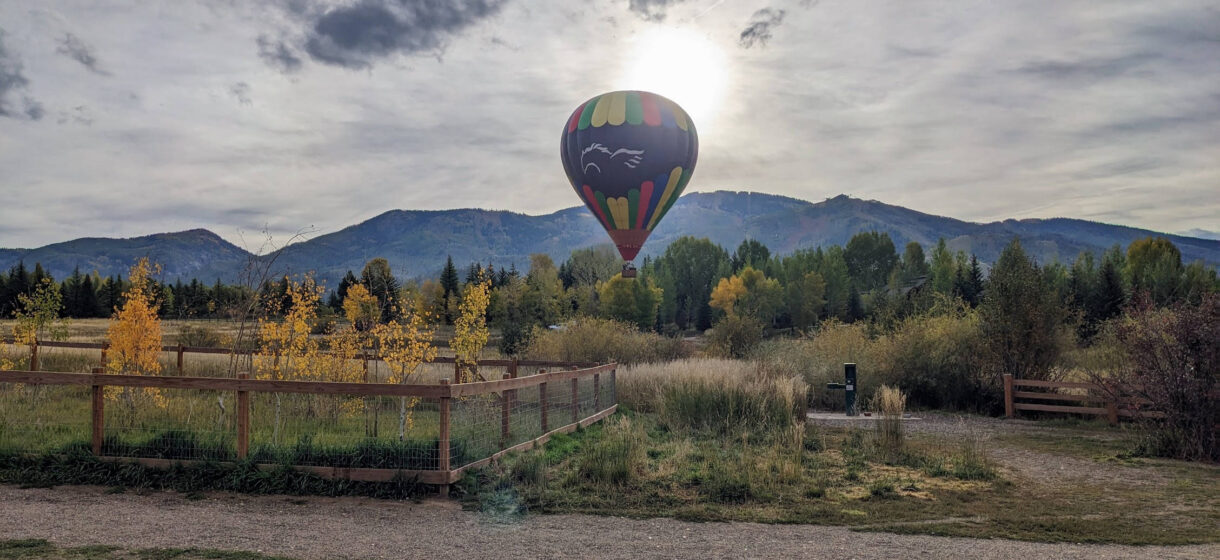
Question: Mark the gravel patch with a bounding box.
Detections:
[2,485,1217,560]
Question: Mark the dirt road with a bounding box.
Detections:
[2,485,1216,560]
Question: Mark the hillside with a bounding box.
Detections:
[0,229,252,282]
[2,192,1217,287]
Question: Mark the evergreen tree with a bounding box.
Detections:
[953,255,984,307]
[730,239,771,273]
[980,239,1064,380]
[63,267,85,317]
[360,257,401,322]
[897,241,930,284]
[440,256,460,323]
[336,270,358,310]
[846,285,863,322]
[79,274,99,317]
[928,238,957,294]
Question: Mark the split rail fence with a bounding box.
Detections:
[0,339,617,493]
[1002,374,1164,425]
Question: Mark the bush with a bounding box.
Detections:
[871,309,1000,413]
[523,317,691,365]
[755,320,877,410]
[617,358,807,434]
[706,315,763,359]
[1111,295,1219,462]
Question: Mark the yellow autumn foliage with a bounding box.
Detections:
[451,279,490,383]
[106,258,165,407]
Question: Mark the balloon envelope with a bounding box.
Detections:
[560,90,698,261]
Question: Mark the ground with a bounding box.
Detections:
[1,485,1217,560]
[2,413,1218,559]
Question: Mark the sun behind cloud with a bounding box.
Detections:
[619,26,728,131]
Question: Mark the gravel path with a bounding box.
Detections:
[3,485,1217,560]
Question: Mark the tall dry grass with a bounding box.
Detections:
[873,384,906,459]
[618,358,807,434]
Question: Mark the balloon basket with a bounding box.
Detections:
[622,263,638,278]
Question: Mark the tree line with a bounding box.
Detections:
[3,233,1216,355]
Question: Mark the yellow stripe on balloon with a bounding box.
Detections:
[591,94,612,127]
[608,92,627,126]
[648,167,684,230]
[668,99,689,131]
[609,197,630,229]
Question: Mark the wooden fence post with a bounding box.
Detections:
[508,359,518,379]
[29,343,38,372]
[539,376,549,434]
[1003,374,1014,419]
[176,344,185,375]
[236,372,250,459]
[593,373,600,413]
[571,377,579,423]
[501,374,511,449]
[91,367,104,456]
[100,343,108,369]
[438,379,452,496]
[1106,400,1119,426]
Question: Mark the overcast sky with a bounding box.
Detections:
[1,0,1217,249]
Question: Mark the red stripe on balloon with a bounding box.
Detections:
[640,93,662,126]
[637,181,653,228]
[583,185,611,229]
[567,103,585,132]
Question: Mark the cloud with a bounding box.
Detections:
[56,33,108,75]
[0,28,39,119]
[628,0,684,22]
[301,0,506,69]
[739,8,785,48]
[257,34,303,73]
[230,82,252,105]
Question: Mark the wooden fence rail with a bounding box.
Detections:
[1003,374,1166,425]
[0,336,598,380]
[0,363,618,494]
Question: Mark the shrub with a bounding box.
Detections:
[871,309,999,412]
[523,317,691,365]
[1111,295,1219,461]
[706,315,764,359]
[617,358,807,434]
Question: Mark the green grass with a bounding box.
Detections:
[457,412,1220,545]
[0,539,297,560]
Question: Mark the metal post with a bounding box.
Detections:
[501,374,511,449]
[844,363,857,416]
[439,379,451,497]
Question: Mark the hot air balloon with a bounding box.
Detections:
[560,90,698,278]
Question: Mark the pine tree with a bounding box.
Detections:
[440,256,460,324]
[80,274,99,317]
[63,267,84,317]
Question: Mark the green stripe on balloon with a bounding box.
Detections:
[649,169,692,231]
[578,98,598,130]
[625,92,644,125]
[628,189,640,228]
[595,191,617,229]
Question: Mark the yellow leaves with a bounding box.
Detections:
[105,257,165,407]
[372,313,437,385]
[255,278,325,382]
[451,280,491,381]
[710,275,747,316]
[342,283,380,331]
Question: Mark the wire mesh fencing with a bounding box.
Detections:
[0,382,92,455]
[0,362,617,486]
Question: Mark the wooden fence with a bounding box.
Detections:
[1002,374,1164,425]
[0,362,617,494]
[1,337,597,381]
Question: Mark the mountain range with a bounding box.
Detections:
[2,192,1217,289]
